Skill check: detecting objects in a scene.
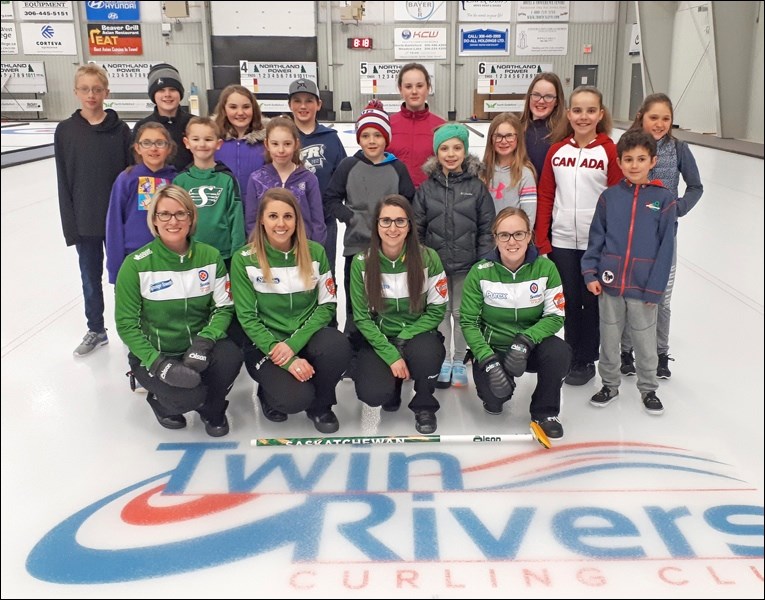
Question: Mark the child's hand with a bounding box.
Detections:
[586,281,602,295]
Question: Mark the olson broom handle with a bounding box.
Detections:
[252,423,551,449]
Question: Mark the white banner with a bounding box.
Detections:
[393,1,447,22]
[92,62,159,93]
[515,24,568,56]
[20,22,77,55]
[477,62,553,93]
[1,23,18,55]
[484,99,525,113]
[516,1,569,22]
[18,1,73,21]
[394,28,447,59]
[1,0,14,19]
[359,61,436,95]
[1,62,47,93]
[1,98,43,111]
[629,23,641,55]
[238,61,317,95]
[102,98,155,113]
[458,1,512,22]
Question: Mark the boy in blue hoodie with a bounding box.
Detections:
[581,130,677,415]
[288,78,347,274]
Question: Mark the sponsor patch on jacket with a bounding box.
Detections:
[646,200,661,211]
[477,261,492,270]
[150,279,173,293]
[198,269,210,293]
[435,277,448,298]
[602,270,615,284]
[134,247,153,260]
[325,277,337,297]
[553,291,565,310]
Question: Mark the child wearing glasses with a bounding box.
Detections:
[481,112,538,228]
[582,131,677,415]
[521,73,566,182]
[350,195,447,434]
[413,123,495,389]
[173,116,245,267]
[56,63,133,357]
[460,207,570,438]
[115,185,242,437]
[105,122,177,285]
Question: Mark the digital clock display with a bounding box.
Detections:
[347,37,373,50]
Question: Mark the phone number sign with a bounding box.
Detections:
[18,1,73,20]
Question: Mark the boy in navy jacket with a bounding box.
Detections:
[581,130,677,415]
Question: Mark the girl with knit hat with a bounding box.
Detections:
[324,100,415,337]
[133,63,192,171]
[413,123,496,388]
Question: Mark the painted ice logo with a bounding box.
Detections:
[149,279,172,292]
[602,270,615,284]
[198,270,209,283]
[25,441,763,584]
[41,26,55,39]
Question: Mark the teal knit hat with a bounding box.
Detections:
[433,123,469,154]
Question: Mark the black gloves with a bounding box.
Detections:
[477,354,515,399]
[183,335,215,373]
[392,337,407,357]
[503,333,535,378]
[151,357,201,389]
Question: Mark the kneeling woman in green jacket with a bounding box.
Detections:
[460,206,571,439]
[230,187,351,434]
[115,185,242,437]
[350,194,447,434]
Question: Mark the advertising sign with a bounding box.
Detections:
[20,22,76,55]
[477,61,553,93]
[18,1,73,21]
[358,61,436,95]
[1,23,18,54]
[459,25,510,56]
[239,61,317,94]
[1,62,47,93]
[88,23,142,55]
[394,28,447,59]
[85,0,140,21]
[516,1,570,22]
[92,61,158,93]
[458,1,512,22]
[515,24,568,56]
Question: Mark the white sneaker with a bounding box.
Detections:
[73,330,108,357]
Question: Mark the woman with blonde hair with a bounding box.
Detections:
[115,185,242,436]
[230,188,350,433]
